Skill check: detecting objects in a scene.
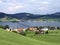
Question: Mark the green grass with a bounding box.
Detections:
[31,30,60,45]
[0,28,60,45]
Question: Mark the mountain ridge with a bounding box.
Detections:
[0,12,60,20]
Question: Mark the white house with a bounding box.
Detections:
[41,28,48,31]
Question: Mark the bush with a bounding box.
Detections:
[45,31,48,34]
[19,31,26,36]
[4,25,9,29]
[35,31,40,34]
[12,31,18,33]
[0,25,4,28]
[26,30,35,37]
[57,27,60,30]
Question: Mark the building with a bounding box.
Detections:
[28,27,37,31]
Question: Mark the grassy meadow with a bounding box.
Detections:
[32,30,60,44]
[0,28,60,45]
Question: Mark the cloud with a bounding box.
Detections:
[6,5,24,12]
[0,0,60,14]
[0,0,25,13]
[41,1,50,4]
[0,0,2,3]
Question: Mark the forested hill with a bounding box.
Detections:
[0,12,60,20]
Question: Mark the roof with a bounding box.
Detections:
[18,28,25,31]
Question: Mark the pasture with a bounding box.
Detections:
[0,28,60,45]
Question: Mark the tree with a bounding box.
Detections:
[4,25,9,29]
[57,27,60,30]
[0,25,4,28]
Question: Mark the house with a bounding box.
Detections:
[17,28,27,33]
[6,28,10,31]
[11,28,27,33]
[6,28,13,31]
[28,27,37,31]
[13,29,18,31]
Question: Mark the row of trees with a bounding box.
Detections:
[0,25,60,30]
[37,26,60,30]
[0,25,9,29]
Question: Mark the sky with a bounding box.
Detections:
[0,0,60,14]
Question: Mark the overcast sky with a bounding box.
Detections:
[0,0,60,14]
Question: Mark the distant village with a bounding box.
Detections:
[0,24,60,35]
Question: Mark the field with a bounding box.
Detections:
[0,28,60,45]
[32,30,60,44]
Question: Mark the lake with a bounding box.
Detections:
[0,21,60,29]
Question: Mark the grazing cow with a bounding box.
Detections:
[41,28,48,34]
[39,29,44,34]
[35,29,44,34]
[35,28,48,34]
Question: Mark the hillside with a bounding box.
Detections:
[0,28,59,45]
[0,12,60,20]
[0,16,20,22]
[32,30,60,44]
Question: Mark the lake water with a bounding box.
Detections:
[0,22,60,29]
